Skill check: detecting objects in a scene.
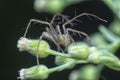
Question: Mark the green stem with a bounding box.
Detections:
[48,60,76,73]
[102,0,116,14]
[106,41,120,53]
[76,60,88,64]
[47,60,88,74]
[47,49,72,58]
[102,0,120,20]
[99,25,120,42]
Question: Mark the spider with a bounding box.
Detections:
[23,13,107,65]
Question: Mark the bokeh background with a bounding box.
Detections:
[0,0,120,80]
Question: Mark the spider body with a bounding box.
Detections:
[41,25,71,52]
[42,31,70,46]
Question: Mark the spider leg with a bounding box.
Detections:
[24,19,58,44]
[36,35,43,65]
[66,28,90,40]
[47,13,62,40]
[64,35,75,52]
[50,13,70,24]
[62,13,107,35]
[50,13,60,24]
[46,28,64,52]
[23,19,50,37]
[62,28,76,52]
[46,27,60,42]
[63,13,107,26]
[23,19,51,65]
[56,25,62,35]
[51,13,75,28]
[51,38,64,52]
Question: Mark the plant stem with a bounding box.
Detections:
[48,59,88,74]
[99,25,120,42]
[47,49,72,58]
[102,0,120,20]
[106,41,120,53]
[48,60,76,73]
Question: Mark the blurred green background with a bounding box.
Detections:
[0,0,120,80]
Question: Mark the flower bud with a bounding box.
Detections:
[88,50,120,71]
[109,20,120,36]
[34,0,47,12]
[17,37,32,51]
[69,65,100,80]
[19,65,49,80]
[79,65,100,80]
[90,33,107,48]
[55,56,74,69]
[68,42,90,60]
[69,70,80,80]
[48,0,65,13]
[88,51,101,64]
[17,37,50,58]
[55,56,72,65]
[100,50,120,71]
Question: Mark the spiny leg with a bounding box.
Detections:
[64,35,75,52]
[36,35,43,65]
[52,38,64,52]
[56,25,62,35]
[36,32,64,65]
[63,28,90,51]
[45,27,64,52]
[44,14,62,41]
[23,19,51,37]
[64,13,107,26]
[23,19,51,65]
[50,13,74,28]
[46,27,60,43]
[35,33,63,65]
[50,13,70,24]
[66,28,90,40]
[65,29,75,43]
[50,13,61,24]
[62,13,107,35]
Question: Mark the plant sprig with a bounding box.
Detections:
[17,26,120,79]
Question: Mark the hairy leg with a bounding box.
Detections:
[66,28,89,40]
[36,35,43,65]
[23,19,50,37]
[62,13,107,35]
